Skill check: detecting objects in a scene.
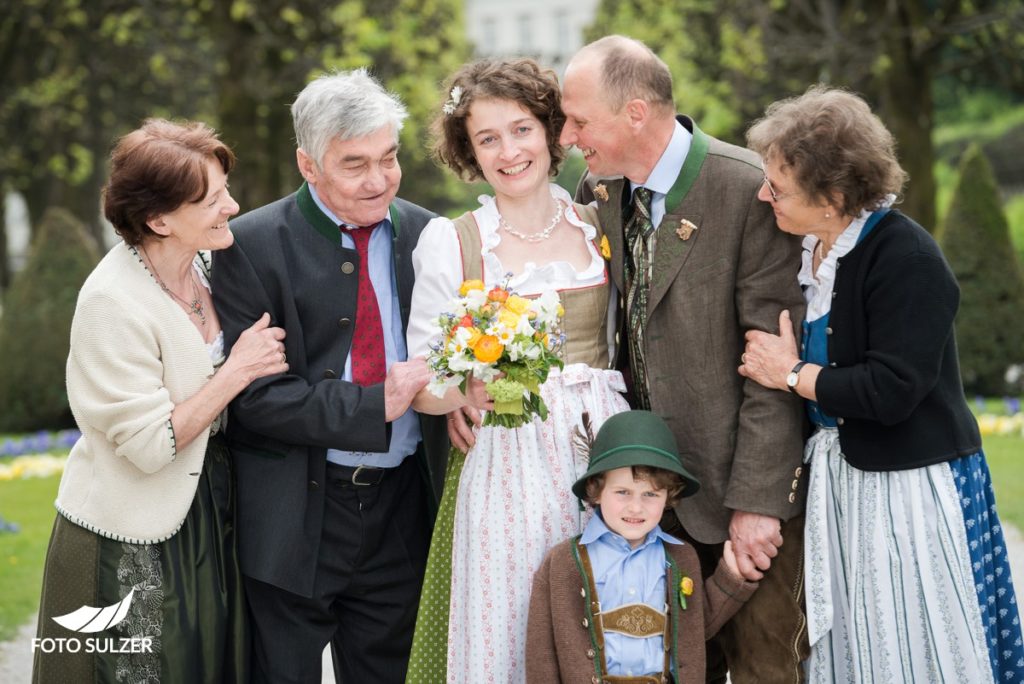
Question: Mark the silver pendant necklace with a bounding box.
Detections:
[140,245,208,324]
[497,199,563,243]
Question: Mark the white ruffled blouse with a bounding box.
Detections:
[407,184,612,359]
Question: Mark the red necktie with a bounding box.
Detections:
[340,225,386,386]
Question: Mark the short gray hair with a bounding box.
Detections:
[291,68,408,169]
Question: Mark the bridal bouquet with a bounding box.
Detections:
[426,278,565,428]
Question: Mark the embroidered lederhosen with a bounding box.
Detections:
[570,536,681,684]
[450,204,611,369]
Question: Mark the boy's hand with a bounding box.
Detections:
[722,540,742,579]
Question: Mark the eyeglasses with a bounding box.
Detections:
[761,162,796,202]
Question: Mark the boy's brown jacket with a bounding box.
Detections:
[526,538,757,683]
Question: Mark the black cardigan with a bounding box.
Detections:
[813,210,981,471]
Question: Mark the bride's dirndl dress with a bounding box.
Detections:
[405,185,630,683]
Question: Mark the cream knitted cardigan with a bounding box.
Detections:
[56,242,216,543]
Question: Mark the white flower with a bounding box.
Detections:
[464,288,488,309]
[442,85,464,115]
[428,374,464,398]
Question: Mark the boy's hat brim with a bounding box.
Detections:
[572,410,700,500]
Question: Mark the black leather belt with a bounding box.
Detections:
[326,463,389,486]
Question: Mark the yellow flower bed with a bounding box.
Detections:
[977,413,1024,438]
[0,454,67,481]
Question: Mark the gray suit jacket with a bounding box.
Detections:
[211,183,445,596]
[578,117,807,543]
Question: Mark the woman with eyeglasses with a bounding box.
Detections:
[738,85,1023,682]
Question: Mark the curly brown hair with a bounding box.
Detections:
[432,58,566,182]
[103,118,236,246]
[584,466,687,509]
[746,85,907,217]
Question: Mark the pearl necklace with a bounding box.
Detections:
[497,199,563,243]
[141,246,208,324]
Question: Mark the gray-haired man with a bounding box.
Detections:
[213,69,445,683]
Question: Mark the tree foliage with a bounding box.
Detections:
[586,0,1024,231]
[0,0,473,249]
[0,0,217,243]
[939,145,1024,395]
[0,208,100,431]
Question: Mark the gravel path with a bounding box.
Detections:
[4,524,1024,682]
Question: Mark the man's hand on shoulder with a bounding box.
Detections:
[384,357,431,422]
[728,510,783,581]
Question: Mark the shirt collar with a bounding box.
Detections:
[630,119,692,197]
[308,182,389,231]
[579,509,684,550]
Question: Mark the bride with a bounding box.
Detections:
[404,58,629,683]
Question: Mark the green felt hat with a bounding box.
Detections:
[572,410,700,500]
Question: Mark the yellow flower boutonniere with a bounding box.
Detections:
[676,219,698,241]
[678,575,694,610]
[599,235,611,260]
[594,183,609,202]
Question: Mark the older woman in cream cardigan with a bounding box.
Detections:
[33,119,286,683]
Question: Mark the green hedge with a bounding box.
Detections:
[0,208,100,431]
[939,145,1024,395]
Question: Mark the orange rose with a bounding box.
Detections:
[487,286,509,303]
[457,314,474,329]
[472,335,504,363]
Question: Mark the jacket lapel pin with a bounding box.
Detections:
[593,183,609,202]
[676,219,698,241]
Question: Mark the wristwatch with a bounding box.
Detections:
[786,361,808,393]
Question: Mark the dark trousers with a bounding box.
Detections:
[663,511,810,684]
[245,455,430,684]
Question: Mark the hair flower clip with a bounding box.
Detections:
[442,85,464,116]
[676,218,698,241]
[593,183,609,202]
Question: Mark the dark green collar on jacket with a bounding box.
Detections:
[295,181,402,243]
[664,116,710,213]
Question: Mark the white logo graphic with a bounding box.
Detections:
[51,588,135,633]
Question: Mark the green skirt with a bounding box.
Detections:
[405,447,466,684]
[32,434,248,683]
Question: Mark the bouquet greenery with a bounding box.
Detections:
[426,278,565,428]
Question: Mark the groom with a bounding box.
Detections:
[559,35,809,682]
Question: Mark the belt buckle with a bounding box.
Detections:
[351,464,382,486]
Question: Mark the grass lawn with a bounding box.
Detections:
[0,475,58,642]
[986,433,1024,530]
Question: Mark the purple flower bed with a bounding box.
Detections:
[0,429,80,459]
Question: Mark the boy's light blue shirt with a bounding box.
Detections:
[308,184,421,467]
[580,511,684,677]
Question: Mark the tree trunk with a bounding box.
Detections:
[0,183,9,292]
[876,4,937,232]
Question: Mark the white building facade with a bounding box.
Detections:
[465,0,601,72]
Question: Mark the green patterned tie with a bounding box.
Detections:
[624,186,655,409]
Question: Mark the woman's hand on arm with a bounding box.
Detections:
[738,310,819,400]
[170,313,287,448]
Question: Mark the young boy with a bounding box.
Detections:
[526,411,758,683]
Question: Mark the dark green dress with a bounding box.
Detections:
[32,433,248,683]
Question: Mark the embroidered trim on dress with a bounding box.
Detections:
[115,541,163,681]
